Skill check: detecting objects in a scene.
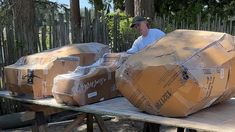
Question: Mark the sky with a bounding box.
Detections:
[49,0,92,8]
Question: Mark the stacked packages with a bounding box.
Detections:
[5,43,108,98]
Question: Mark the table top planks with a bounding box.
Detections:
[0,90,234,132]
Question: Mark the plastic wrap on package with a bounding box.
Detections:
[116,30,235,117]
[4,43,109,98]
[52,53,130,106]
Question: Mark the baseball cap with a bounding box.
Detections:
[130,16,146,28]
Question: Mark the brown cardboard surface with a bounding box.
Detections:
[4,43,109,98]
[52,53,129,106]
[116,30,235,117]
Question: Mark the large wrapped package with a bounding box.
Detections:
[116,30,235,117]
[4,43,109,99]
[52,53,129,106]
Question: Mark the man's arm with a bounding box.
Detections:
[127,41,139,54]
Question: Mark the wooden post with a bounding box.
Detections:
[229,20,232,34]
[32,112,47,132]
[207,15,211,31]
[197,13,201,30]
[215,14,218,31]
[102,12,106,44]
[113,14,120,52]
[94,114,108,132]
[64,113,86,132]
[52,6,58,48]
[59,13,65,46]
[49,14,53,49]
[0,30,3,89]
[0,111,35,129]
[87,113,94,132]
[41,25,47,50]
[143,122,160,132]
[64,8,70,44]
[177,127,185,132]
[218,17,221,32]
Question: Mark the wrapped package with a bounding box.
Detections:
[52,53,129,106]
[116,30,235,117]
[4,43,109,98]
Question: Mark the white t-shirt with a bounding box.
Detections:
[127,29,165,54]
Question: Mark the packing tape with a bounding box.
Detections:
[72,80,81,95]
[202,97,218,109]
[43,69,48,75]
[106,68,112,80]
[220,68,224,79]
[17,71,21,86]
[174,92,193,109]
[42,81,47,96]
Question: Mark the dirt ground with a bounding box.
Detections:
[2,117,142,132]
[2,117,179,132]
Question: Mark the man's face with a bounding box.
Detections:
[134,21,148,36]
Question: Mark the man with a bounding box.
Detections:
[127,16,166,54]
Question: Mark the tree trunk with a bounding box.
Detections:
[70,0,81,43]
[134,0,154,19]
[5,5,15,64]
[125,0,134,17]
[13,0,37,56]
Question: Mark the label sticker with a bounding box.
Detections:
[88,91,97,98]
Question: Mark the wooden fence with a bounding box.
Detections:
[0,2,234,115]
[155,14,235,35]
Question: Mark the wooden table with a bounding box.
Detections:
[0,90,235,132]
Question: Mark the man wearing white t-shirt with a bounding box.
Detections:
[127,16,166,54]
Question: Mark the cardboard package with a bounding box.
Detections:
[4,43,109,98]
[116,30,235,117]
[52,53,129,106]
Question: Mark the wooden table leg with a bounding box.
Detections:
[188,129,197,132]
[94,114,108,132]
[32,111,47,132]
[87,113,94,132]
[143,122,160,132]
[177,127,185,132]
[64,113,86,132]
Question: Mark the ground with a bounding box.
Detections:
[2,117,179,132]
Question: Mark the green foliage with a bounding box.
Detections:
[89,0,113,13]
[113,0,125,11]
[164,23,174,33]
[105,11,138,52]
[154,0,235,24]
